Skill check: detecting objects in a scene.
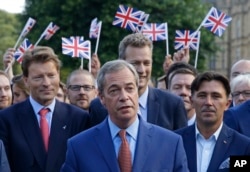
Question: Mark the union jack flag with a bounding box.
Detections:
[112,4,144,32]
[174,30,200,50]
[89,18,102,39]
[142,23,168,41]
[42,22,60,40]
[62,36,91,59]
[14,38,34,64]
[202,7,232,37]
[21,17,36,37]
[136,13,149,32]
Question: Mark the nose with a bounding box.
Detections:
[136,63,145,74]
[0,88,7,96]
[238,93,245,100]
[42,76,51,86]
[119,89,129,101]
[204,96,213,105]
[179,87,190,97]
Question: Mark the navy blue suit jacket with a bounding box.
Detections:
[176,124,250,172]
[61,117,189,172]
[0,140,10,172]
[0,99,90,172]
[224,100,250,137]
[90,87,187,130]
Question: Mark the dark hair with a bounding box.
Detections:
[191,71,230,97]
[12,74,29,97]
[165,62,197,89]
[21,46,61,77]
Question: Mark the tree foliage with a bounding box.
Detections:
[22,0,215,82]
[0,10,21,72]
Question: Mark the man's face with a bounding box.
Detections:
[0,75,12,109]
[23,61,60,106]
[169,73,195,112]
[191,80,231,127]
[67,73,97,110]
[124,46,152,95]
[99,67,139,128]
[231,82,250,106]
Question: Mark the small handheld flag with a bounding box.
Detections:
[202,7,232,37]
[14,38,34,64]
[175,30,199,50]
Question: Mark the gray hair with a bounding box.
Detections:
[230,74,250,92]
[97,60,139,94]
[118,33,153,60]
[66,69,95,87]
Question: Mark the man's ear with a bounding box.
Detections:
[98,92,106,107]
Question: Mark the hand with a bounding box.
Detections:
[90,54,101,78]
[3,48,15,69]
[173,46,190,63]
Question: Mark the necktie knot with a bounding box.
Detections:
[39,108,49,117]
[119,129,127,141]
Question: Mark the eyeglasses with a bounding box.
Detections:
[231,90,250,98]
[68,85,95,91]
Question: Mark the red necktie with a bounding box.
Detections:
[118,130,132,172]
[39,108,49,152]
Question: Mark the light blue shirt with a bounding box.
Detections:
[29,96,56,133]
[108,116,139,164]
[196,122,223,172]
[139,86,148,121]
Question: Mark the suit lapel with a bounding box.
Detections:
[45,101,69,171]
[182,125,197,172]
[17,99,46,170]
[133,119,152,171]
[95,119,120,172]
[147,87,160,124]
[207,124,232,172]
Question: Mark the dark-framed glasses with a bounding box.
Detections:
[231,90,250,98]
[68,85,95,91]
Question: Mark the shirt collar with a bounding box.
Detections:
[108,115,139,141]
[139,86,149,109]
[195,122,223,140]
[29,96,56,115]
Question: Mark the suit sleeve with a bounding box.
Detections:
[224,109,239,131]
[174,98,187,130]
[0,140,10,172]
[61,140,78,172]
[174,136,190,172]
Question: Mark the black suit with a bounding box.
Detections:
[90,87,187,130]
[0,99,89,172]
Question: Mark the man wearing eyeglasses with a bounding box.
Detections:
[66,69,97,111]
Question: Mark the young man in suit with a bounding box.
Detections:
[90,33,187,130]
[0,46,90,172]
[176,71,250,172]
[61,60,189,172]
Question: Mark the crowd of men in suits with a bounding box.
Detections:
[1,33,250,172]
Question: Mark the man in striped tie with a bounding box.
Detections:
[61,59,189,172]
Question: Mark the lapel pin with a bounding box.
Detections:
[63,125,67,130]
[223,140,227,144]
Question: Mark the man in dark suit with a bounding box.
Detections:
[0,46,89,172]
[61,60,189,172]
[176,71,250,172]
[224,99,250,137]
[90,33,187,130]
